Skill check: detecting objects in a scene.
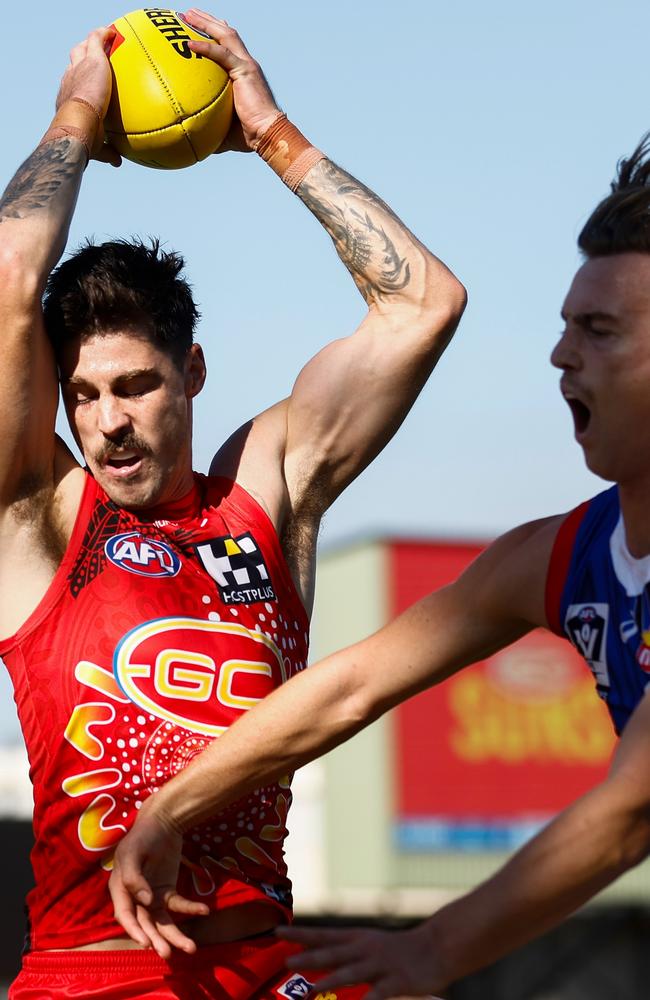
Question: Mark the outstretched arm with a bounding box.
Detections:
[108,517,557,956]
[280,689,650,998]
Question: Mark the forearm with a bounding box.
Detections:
[0,21,113,293]
[0,134,86,294]
[255,117,465,326]
[296,157,421,303]
[0,130,88,490]
[143,586,515,834]
[145,596,442,831]
[148,644,373,832]
[428,779,650,988]
[296,157,460,316]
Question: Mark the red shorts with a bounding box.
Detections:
[9,937,366,1000]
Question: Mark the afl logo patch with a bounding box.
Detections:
[105,532,181,578]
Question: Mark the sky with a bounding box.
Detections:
[2,0,650,740]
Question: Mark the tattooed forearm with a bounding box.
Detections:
[0,139,84,225]
[297,160,412,303]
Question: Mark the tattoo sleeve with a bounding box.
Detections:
[296,159,413,305]
[0,138,86,278]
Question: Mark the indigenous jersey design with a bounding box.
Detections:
[546,485,650,735]
[0,474,309,950]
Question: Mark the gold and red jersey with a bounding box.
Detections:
[0,473,309,950]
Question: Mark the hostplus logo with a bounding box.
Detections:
[196,533,276,605]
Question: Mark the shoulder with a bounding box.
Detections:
[455,512,569,629]
[209,400,290,532]
[455,489,615,631]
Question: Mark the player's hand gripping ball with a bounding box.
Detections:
[105,9,232,169]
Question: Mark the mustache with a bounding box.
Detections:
[94,433,152,465]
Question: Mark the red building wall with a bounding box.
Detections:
[389,540,615,850]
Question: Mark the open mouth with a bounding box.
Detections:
[107,456,140,469]
[104,453,143,477]
[566,397,591,435]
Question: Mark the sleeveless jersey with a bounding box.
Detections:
[0,473,309,951]
[545,484,650,736]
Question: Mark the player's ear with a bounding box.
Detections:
[185,343,206,398]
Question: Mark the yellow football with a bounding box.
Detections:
[105,9,233,169]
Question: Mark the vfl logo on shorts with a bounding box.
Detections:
[261,882,292,907]
[105,532,181,578]
[196,533,277,605]
[565,602,610,690]
[277,977,315,1000]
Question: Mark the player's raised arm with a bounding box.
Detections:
[0,27,117,509]
[282,154,465,501]
[184,11,466,589]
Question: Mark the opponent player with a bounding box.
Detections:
[0,9,466,1000]
[109,116,650,998]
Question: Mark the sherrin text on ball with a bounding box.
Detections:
[105,8,233,169]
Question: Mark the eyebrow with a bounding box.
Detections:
[63,367,159,386]
[560,310,619,326]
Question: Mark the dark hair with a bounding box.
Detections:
[579,132,650,257]
[42,237,200,366]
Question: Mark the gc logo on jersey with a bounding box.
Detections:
[196,533,276,605]
[105,532,181,578]
[114,616,287,735]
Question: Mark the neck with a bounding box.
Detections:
[618,478,650,557]
[139,474,200,522]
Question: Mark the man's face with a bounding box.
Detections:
[552,253,650,486]
[60,330,205,509]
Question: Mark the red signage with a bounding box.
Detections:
[389,541,615,850]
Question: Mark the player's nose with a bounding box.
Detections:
[550,327,582,371]
[97,394,132,436]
